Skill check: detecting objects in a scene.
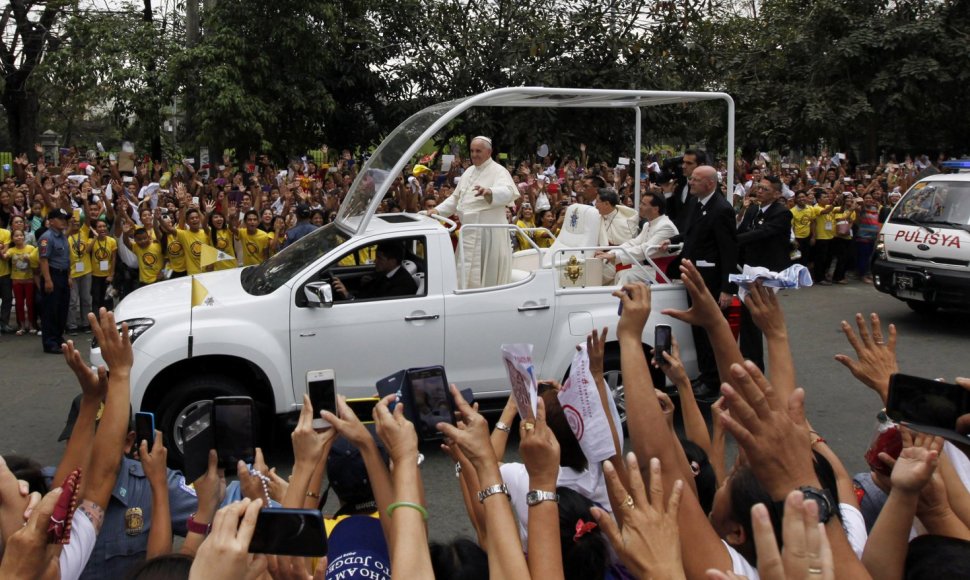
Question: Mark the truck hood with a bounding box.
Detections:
[114,269,249,321]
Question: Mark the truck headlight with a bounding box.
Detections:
[91,318,155,348]
[874,241,887,260]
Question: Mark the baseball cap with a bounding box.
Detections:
[325,516,390,578]
[326,436,389,512]
[48,208,71,221]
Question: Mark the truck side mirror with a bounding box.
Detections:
[304,281,334,308]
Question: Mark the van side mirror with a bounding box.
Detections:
[304,281,333,308]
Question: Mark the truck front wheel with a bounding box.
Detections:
[156,374,250,468]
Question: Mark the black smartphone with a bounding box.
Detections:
[654,325,672,365]
[248,508,327,557]
[306,370,337,429]
[345,397,379,424]
[181,401,214,483]
[405,366,455,441]
[376,369,407,411]
[887,373,970,442]
[135,412,155,453]
[212,396,256,470]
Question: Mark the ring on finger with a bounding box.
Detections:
[807,566,823,575]
[621,495,635,509]
[521,421,535,432]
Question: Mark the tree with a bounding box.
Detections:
[0,0,68,156]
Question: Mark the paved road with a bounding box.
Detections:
[1,278,968,542]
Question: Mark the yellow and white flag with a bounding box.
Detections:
[191,277,210,308]
[200,244,233,268]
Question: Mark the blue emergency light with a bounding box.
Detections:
[941,159,970,169]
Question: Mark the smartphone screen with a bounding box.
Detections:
[212,397,255,469]
[182,401,214,483]
[135,412,155,453]
[654,325,672,365]
[307,371,337,429]
[248,508,327,557]
[887,374,969,439]
[406,366,454,440]
[344,398,378,424]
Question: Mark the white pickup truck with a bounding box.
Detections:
[91,88,738,455]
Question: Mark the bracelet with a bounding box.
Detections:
[810,435,826,446]
[495,421,511,433]
[186,513,211,536]
[306,491,320,499]
[386,501,429,520]
[477,483,510,504]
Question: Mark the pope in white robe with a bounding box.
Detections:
[431,137,519,289]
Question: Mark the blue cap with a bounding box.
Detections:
[326,516,390,578]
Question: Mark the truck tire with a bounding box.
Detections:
[156,374,251,468]
[906,300,938,315]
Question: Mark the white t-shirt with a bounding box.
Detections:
[58,509,97,580]
[724,541,760,579]
[500,461,611,544]
[840,503,868,559]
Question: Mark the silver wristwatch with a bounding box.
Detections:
[526,490,559,506]
[477,483,510,504]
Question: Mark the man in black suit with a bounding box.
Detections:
[736,175,792,369]
[663,165,738,397]
[668,150,706,232]
[332,241,418,300]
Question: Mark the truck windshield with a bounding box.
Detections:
[893,181,970,229]
[241,223,348,296]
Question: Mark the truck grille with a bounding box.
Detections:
[887,252,970,267]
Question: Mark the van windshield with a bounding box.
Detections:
[241,223,349,296]
[892,181,970,229]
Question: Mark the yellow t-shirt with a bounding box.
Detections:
[790,205,820,239]
[132,240,164,284]
[90,236,118,277]
[0,229,11,277]
[176,228,209,275]
[814,206,838,241]
[68,233,94,278]
[211,228,237,271]
[165,233,187,273]
[237,228,272,266]
[515,219,536,250]
[6,245,38,280]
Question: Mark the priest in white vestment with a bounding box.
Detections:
[430,136,519,289]
[595,191,679,284]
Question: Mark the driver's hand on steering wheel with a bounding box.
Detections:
[331,275,349,299]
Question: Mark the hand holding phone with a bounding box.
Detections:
[653,325,672,365]
[887,373,970,443]
[213,397,256,470]
[405,366,455,440]
[248,508,327,557]
[135,412,156,453]
[306,370,337,429]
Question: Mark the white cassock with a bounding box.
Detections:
[601,205,639,282]
[609,214,679,285]
[435,158,519,289]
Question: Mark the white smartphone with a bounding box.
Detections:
[306,370,337,430]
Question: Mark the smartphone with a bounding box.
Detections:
[123,175,133,183]
[248,508,327,557]
[654,325,673,365]
[181,401,214,483]
[212,396,256,470]
[345,397,379,424]
[405,366,455,441]
[376,369,407,411]
[135,412,155,453]
[306,370,337,429]
[886,373,970,442]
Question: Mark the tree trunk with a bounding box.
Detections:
[1,74,42,159]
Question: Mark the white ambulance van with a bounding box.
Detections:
[872,161,970,313]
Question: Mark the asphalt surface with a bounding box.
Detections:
[2,277,968,542]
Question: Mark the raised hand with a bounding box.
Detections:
[61,339,107,401]
[834,313,897,404]
[661,260,724,328]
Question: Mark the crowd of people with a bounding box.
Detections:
[2,268,970,579]
[1,141,970,579]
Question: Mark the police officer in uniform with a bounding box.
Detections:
[39,208,72,353]
[55,397,201,579]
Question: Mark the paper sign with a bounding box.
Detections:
[618,157,630,166]
[498,153,509,160]
[441,155,455,172]
[501,344,537,420]
[558,344,622,463]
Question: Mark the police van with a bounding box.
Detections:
[872,161,970,313]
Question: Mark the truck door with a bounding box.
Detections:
[443,269,556,398]
[289,236,445,400]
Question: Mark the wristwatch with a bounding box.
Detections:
[186,513,211,535]
[477,483,510,504]
[780,486,835,524]
[495,421,511,433]
[526,490,559,506]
